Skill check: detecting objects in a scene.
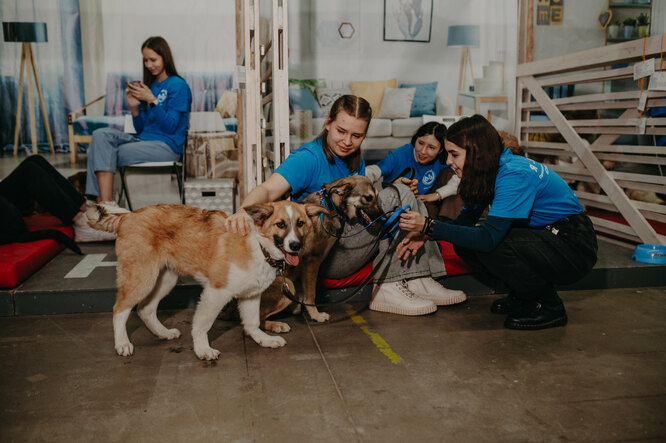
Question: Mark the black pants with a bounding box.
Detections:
[454,213,598,304]
[0,155,85,224]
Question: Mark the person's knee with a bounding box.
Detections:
[18,156,45,175]
[91,127,118,144]
[378,185,403,210]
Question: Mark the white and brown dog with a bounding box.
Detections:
[86,201,326,360]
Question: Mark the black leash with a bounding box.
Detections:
[278,181,408,308]
[276,232,403,307]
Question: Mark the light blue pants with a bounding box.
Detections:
[318,183,447,282]
[85,127,180,197]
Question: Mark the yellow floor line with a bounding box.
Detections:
[345,304,403,364]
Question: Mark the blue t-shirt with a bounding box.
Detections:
[488,148,584,226]
[275,138,365,201]
[132,76,191,154]
[375,143,449,195]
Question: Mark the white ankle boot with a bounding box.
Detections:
[408,277,467,306]
[369,280,437,316]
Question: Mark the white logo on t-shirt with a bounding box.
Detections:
[423,170,436,186]
[156,89,167,105]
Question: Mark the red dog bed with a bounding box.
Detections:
[318,241,472,289]
[0,214,73,288]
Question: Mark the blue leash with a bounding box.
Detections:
[318,204,411,239]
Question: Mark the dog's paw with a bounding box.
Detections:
[115,342,134,357]
[311,311,330,323]
[195,346,221,361]
[264,320,291,333]
[258,335,287,348]
[161,328,181,340]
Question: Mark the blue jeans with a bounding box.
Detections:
[85,128,180,197]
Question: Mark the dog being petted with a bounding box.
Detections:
[258,175,384,328]
[86,201,326,360]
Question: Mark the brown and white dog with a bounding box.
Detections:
[86,201,326,360]
[259,175,383,331]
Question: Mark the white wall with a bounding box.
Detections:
[532,0,607,61]
[288,0,518,131]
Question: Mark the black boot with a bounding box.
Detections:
[504,299,567,330]
[490,292,525,315]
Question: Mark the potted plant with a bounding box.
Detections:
[637,13,650,38]
[608,20,621,39]
[623,16,637,39]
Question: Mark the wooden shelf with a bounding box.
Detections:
[607,37,645,42]
[608,3,651,8]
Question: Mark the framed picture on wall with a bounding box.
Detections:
[383,0,433,42]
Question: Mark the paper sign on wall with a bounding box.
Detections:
[648,71,666,91]
[638,91,648,112]
[634,58,655,80]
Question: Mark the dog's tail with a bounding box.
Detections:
[85,204,129,233]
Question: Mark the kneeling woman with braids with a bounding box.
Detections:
[398,115,598,330]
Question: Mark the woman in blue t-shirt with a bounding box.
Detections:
[226,95,466,318]
[84,36,191,209]
[365,121,460,203]
[399,115,598,330]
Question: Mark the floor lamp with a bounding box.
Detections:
[447,25,480,115]
[3,22,55,155]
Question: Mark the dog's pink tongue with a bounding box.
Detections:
[285,253,299,267]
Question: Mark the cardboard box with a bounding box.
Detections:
[185,132,237,179]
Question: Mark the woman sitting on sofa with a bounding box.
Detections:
[84,36,191,207]
[365,121,462,220]
[225,94,466,317]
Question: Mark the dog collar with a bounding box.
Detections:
[319,185,351,223]
[260,244,285,269]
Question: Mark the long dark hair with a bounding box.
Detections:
[141,36,180,86]
[445,114,503,206]
[411,121,447,162]
[317,94,372,173]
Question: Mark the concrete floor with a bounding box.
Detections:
[1,287,664,442]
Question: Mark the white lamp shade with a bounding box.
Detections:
[447,25,480,48]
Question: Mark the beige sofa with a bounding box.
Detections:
[289,79,455,162]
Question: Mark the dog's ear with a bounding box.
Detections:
[244,203,274,226]
[304,203,329,219]
[329,183,353,198]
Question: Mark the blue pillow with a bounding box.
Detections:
[289,88,323,118]
[401,82,438,117]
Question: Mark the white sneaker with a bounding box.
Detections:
[369,280,437,316]
[100,200,120,208]
[408,277,467,306]
[74,212,116,243]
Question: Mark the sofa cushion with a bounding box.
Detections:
[317,240,472,289]
[316,87,351,117]
[349,79,397,117]
[400,81,438,117]
[311,117,327,135]
[288,88,323,118]
[376,87,415,119]
[392,117,424,138]
[366,118,392,137]
[0,214,72,288]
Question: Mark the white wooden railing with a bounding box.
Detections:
[514,36,666,247]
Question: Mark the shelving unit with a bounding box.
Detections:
[605,1,652,45]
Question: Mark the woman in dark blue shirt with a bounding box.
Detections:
[399,115,598,330]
